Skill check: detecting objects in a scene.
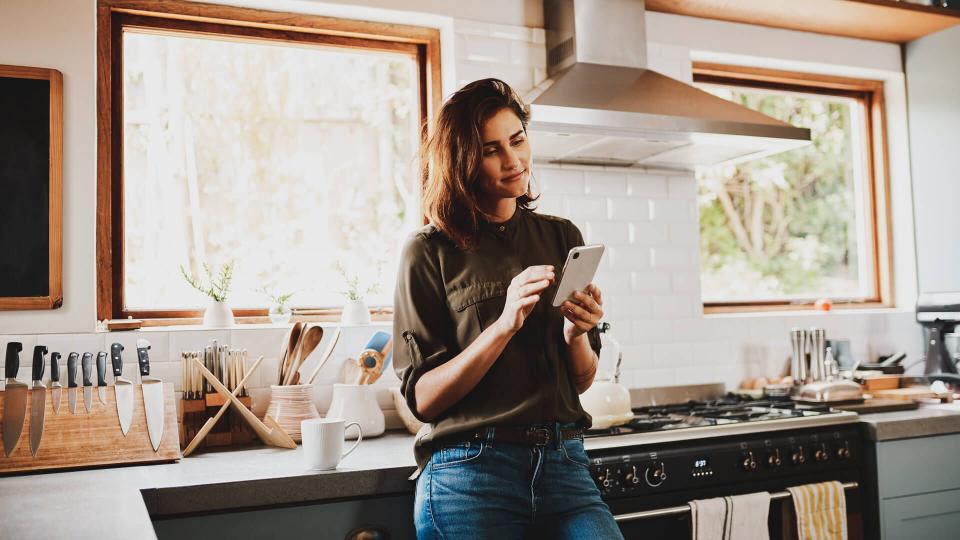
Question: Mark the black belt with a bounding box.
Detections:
[441,426,583,447]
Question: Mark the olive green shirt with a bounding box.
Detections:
[392,207,601,471]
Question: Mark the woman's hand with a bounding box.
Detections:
[562,283,603,345]
[495,265,555,335]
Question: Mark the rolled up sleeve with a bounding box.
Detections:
[392,233,454,423]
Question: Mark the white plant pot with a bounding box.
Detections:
[268,305,292,325]
[203,299,235,328]
[341,299,371,325]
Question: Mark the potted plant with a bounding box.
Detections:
[180,261,235,328]
[259,287,295,325]
[337,261,382,325]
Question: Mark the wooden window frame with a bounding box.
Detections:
[96,0,440,326]
[692,63,894,315]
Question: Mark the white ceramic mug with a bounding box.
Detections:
[301,417,362,471]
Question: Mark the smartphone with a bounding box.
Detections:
[551,244,605,307]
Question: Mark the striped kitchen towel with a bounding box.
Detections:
[786,481,848,540]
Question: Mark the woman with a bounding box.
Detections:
[393,78,623,540]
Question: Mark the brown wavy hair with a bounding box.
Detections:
[420,78,538,251]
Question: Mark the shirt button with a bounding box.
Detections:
[498,225,506,232]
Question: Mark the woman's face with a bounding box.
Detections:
[476,107,531,203]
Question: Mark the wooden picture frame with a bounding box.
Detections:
[0,64,63,310]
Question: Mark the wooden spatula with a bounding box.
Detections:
[286,325,323,385]
[278,322,303,385]
[305,326,342,385]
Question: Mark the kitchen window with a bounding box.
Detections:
[692,64,893,313]
[97,1,440,322]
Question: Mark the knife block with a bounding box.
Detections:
[178,394,256,450]
[0,383,181,474]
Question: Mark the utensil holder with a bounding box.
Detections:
[265,385,320,442]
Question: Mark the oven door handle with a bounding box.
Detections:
[612,481,858,522]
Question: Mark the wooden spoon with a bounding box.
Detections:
[278,322,303,385]
[306,326,342,385]
[287,325,323,385]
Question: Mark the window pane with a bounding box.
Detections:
[122,31,422,310]
[695,85,875,303]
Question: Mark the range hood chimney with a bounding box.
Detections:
[527,0,811,169]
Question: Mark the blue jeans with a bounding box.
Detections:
[414,422,624,540]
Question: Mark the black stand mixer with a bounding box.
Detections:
[917,292,960,383]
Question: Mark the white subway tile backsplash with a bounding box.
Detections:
[668,221,700,246]
[595,270,633,295]
[609,197,651,222]
[651,343,694,367]
[605,245,650,270]
[567,196,609,221]
[631,319,675,343]
[584,171,628,195]
[539,167,585,195]
[509,40,546,68]
[651,247,697,270]
[626,174,669,198]
[603,294,653,320]
[671,271,701,294]
[586,221,631,245]
[632,222,669,246]
[650,199,697,222]
[667,176,697,199]
[632,368,677,388]
[632,271,672,293]
[650,294,696,318]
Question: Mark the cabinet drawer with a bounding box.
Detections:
[882,489,960,539]
[876,434,960,498]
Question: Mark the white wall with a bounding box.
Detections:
[0,0,97,334]
[0,0,925,406]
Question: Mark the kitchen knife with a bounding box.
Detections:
[110,343,133,436]
[81,352,94,413]
[96,351,108,405]
[67,352,78,414]
[3,342,26,457]
[138,339,164,451]
[29,345,47,457]
[49,352,62,415]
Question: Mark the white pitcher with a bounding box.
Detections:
[326,383,384,439]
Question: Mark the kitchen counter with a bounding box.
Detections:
[0,432,419,540]
[859,402,960,441]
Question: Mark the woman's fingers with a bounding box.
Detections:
[518,279,551,298]
[562,300,598,326]
[570,289,601,313]
[514,265,554,287]
[584,283,603,306]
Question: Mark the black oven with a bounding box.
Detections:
[587,426,865,539]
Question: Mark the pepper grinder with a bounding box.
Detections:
[790,328,808,385]
[808,327,827,382]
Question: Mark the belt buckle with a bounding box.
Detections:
[527,427,551,446]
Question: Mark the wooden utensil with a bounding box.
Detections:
[305,326,342,385]
[278,322,303,385]
[193,358,296,449]
[183,355,263,457]
[285,325,323,385]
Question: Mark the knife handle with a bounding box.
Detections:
[50,352,61,383]
[32,345,47,381]
[110,343,124,378]
[67,353,78,388]
[96,352,107,386]
[81,353,93,387]
[138,346,151,377]
[5,342,22,379]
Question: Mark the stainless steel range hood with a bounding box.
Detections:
[527,0,811,169]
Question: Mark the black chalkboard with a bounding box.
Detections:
[0,65,62,310]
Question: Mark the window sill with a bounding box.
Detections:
[99,310,394,332]
[703,305,913,319]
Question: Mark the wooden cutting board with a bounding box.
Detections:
[832,398,919,413]
[872,387,938,401]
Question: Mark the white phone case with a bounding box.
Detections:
[551,244,605,307]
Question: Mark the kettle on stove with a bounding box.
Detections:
[579,322,634,429]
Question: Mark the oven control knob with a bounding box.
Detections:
[624,465,641,486]
[740,451,758,472]
[835,442,851,460]
[645,462,667,487]
[766,449,782,468]
[599,467,615,490]
[791,447,806,465]
[815,443,829,462]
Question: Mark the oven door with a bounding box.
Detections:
[607,476,864,539]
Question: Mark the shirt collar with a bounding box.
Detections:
[480,206,525,235]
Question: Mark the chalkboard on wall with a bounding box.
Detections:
[0,65,62,310]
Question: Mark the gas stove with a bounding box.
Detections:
[582,394,865,538]
[583,394,858,452]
